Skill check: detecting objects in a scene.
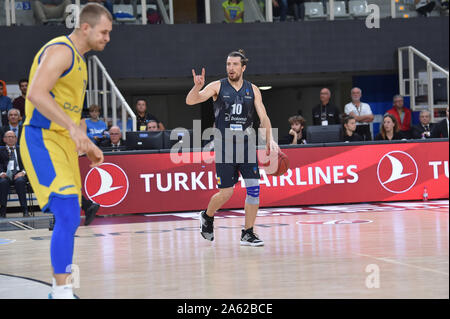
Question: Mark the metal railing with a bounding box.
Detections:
[398,46,449,122]
[87,55,136,139]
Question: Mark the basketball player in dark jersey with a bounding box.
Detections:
[186,50,279,246]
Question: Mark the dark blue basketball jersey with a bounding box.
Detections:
[213,79,257,164]
[213,78,255,135]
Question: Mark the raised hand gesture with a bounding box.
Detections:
[192,68,205,89]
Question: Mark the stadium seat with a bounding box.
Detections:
[304,2,327,20]
[113,4,136,23]
[326,1,351,19]
[349,0,369,18]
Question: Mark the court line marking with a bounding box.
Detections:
[355,253,449,276]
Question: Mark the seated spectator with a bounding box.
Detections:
[411,109,434,139]
[430,106,449,138]
[12,79,28,122]
[135,99,165,131]
[415,0,436,16]
[375,114,404,141]
[385,95,412,139]
[344,87,374,141]
[32,0,72,25]
[312,88,341,126]
[82,104,108,145]
[0,109,23,146]
[0,131,29,218]
[146,120,160,132]
[272,0,288,21]
[341,115,363,142]
[0,81,13,127]
[99,126,124,150]
[281,115,306,144]
[223,0,244,23]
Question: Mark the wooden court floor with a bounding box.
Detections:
[0,201,448,299]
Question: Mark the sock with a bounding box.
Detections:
[49,196,81,274]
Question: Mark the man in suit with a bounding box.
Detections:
[0,108,23,146]
[99,126,124,151]
[431,106,449,138]
[0,131,29,217]
[411,109,434,139]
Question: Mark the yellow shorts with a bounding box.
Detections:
[20,126,81,212]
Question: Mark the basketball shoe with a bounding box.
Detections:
[199,210,214,241]
[240,227,264,247]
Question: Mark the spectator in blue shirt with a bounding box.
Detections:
[0,81,13,127]
[82,104,108,145]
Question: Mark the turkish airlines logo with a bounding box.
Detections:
[377,151,418,194]
[84,163,129,207]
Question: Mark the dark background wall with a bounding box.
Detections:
[1,16,448,81]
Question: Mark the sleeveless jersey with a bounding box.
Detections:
[214,78,255,135]
[213,79,257,164]
[24,35,88,137]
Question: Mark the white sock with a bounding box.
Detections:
[51,284,74,299]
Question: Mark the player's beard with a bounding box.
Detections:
[228,72,241,82]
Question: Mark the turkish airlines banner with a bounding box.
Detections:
[79,141,449,216]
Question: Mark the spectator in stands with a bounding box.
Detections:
[99,126,124,150]
[0,109,23,146]
[411,109,434,139]
[32,0,72,25]
[344,87,374,141]
[281,115,306,144]
[0,81,13,127]
[430,106,449,138]
[375,114,403,141]
[272,0,288,21]
[223,0,245,23]
[82,104,108,145]
[12,79,28,121]
[0,131,29,218]
[312,88,341,126]
[385,95,412,139]
[415,0,436,16]
[135,99,165,131]
[291,0,306,21]
[146,120,160,132]
[341,115,363,142]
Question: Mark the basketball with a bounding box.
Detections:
[271,151,289,176]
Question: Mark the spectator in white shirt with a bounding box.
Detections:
[344,87,374,141]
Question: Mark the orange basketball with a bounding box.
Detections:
[271,151,289,176]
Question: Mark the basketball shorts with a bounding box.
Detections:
[215,162,260,189]
[20,125,82,213]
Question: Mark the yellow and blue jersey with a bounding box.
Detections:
[24,35,88,136]
[20,35,87,212]
[222,1,244,23]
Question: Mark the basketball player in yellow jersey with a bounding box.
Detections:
[20,3,112,299]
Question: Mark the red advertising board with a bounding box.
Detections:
[80,141,449,215]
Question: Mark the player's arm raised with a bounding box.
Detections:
[253,84,279,154]
[186,68,220,105]
[26,45,91,154]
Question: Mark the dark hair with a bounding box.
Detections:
[342,115,356,138]
[136,99,147,106]
[18,79,28,85]
[380,114,399,139]
[227,49,248,66]
[288,115,305,127]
